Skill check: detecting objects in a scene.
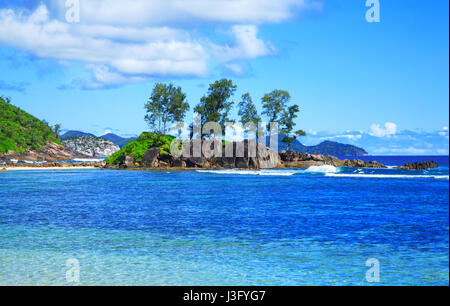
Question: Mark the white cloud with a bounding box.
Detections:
[370,122,397,138]
[0,5,209,85]
[334,134,363,141]
[0,2,307,88]
[224,63,245,76]
[49,0,309,26]
[442,126,449,131]
[213,25,276,62]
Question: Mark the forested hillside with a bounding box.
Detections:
[0,97,61,154]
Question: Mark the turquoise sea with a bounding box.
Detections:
[0,157,448,285]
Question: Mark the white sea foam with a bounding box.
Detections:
[303,165,339,173]
[197,169,297,176]
[72,158,103,162]
[325,173,449,180]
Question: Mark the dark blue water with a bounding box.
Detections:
[0,164,448,285]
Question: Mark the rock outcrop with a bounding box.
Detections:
[2,161,104,169]
[0,141,87,162]
[396,161,439,170]
[110,139,281,169]
[62,136,120,158]
[142,148,160,168]
[124,155,136,168]
[279,150,387,168]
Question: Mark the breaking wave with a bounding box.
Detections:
[303,165,339,173]
[72,158,103,162]
[197,169,297,176]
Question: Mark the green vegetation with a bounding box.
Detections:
[105,132,175,164]
[0,97,61,154]
[238,93,260,126]
[261,89,306,148]
[194,79,237,133]
[145,83,190,135]
[107,79,308,164]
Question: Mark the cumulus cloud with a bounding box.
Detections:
[48,0,310,26]
[213,25,276,62]
[0,1,315,88]
[369,122,397,138]
[0,5,209,86]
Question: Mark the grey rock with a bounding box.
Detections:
[62,136,120,157]
[124,155,135,168]
[396,161,439,170]
[142,147,160,168]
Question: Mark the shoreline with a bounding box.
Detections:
[3,166,98,171]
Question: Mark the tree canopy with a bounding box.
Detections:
[142,80,305,149]
[261,89,305,149]
[261,90,291,123]
[0,97,61,153]
[145,83,189,135]
[194,79,237,132]
[238,93,260,126]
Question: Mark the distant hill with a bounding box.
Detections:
[61,131,136,148]
[60,130,96,140]
[101,133,137,148]
[277,137,368,156]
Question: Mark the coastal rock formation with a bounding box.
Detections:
[280,150,339,163]
[124,155,135,168]
[1,97,85,162]
[396,161,439,170]
[279,150,387,168]
[333,159,386,168]
[107,143,391,170]
[0,141,87,162]
[62,136,120,158]
[2,161,104,169]
[110,139,281,169]
[142,147,160,167]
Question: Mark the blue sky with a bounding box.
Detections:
[0,0,448,154]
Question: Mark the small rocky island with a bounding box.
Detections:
[100,133,440,171]
[102,134,389,170]
[396,161,439,170]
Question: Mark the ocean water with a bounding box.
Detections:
[0,159,448,285]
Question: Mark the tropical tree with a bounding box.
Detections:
[145,83,189,135]
[194,79,237,135]
[261,89,305,149]
[261,90,291,123]
[238,93,260,126]
[53,124,61,136]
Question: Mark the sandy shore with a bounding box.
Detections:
[2,166,98,171]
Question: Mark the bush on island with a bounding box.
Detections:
[105,132,175,164]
